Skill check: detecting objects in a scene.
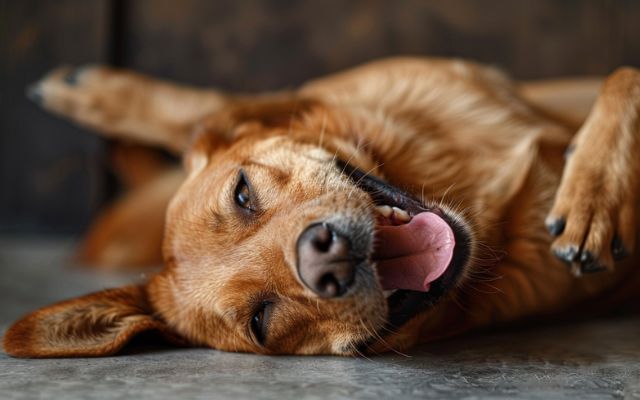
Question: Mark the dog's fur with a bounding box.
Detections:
[4,58,640,357]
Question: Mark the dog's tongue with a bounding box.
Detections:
[374,212,455,292]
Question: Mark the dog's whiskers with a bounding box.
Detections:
[420,182,430,207]
[437,183,457,209]
[362,318,409,358]
[465,268,504,284]
[346,162,384,199]
[318,112,327,149]
[466,281,504,295]
[449,290,474,316]
[345,333,373,361]
[329,146,340,166]
[341,138,374,182]
[286,99,304,138]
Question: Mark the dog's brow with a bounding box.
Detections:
[244,160,290,184]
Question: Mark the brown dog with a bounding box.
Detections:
[4,58,640,357]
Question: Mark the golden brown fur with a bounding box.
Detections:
[4,58,640,357]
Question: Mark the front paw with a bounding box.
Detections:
[546,145,636,276]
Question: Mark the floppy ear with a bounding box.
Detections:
[184,96,321,173]
[3,285,181,358]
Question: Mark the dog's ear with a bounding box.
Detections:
[3,285,179,358]
[184,96,320,174]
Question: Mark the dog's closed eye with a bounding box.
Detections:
[250,300,273,346]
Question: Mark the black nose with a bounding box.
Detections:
[296,223,356,298]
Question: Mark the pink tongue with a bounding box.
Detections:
[374,212,455,292]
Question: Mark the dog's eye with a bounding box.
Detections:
[250,301,272,346]
[234,171,254,211]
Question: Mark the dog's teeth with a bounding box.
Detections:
[392,207,411,222]
[376,205,393,218]
[384,290,397,298]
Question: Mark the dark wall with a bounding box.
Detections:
[1,1,110,233]
[1,0,639,234]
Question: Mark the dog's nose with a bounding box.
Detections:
[296,223,356,298]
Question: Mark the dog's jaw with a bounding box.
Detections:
[335,159,474,348]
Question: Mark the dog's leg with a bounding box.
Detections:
[547,67,640,275]
[519,78,603,129]
[77,168,185,270]
[27,66,228,153]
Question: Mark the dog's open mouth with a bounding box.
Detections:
[337,160,472,329]
[374,208,454,292]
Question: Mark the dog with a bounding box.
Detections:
[4,57,640,357]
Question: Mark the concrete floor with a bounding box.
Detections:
[1,238,640,399]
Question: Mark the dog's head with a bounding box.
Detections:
[4,101,473,357]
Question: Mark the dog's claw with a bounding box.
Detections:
[579,251,608,273]
[554,246,610,274]
[26,84,44,105]
[563,144,576,160]
[63,68,81,86]
[611,236,629,261]
[545,217,566,237]
[553,245,578,265]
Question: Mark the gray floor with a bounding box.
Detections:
[1,238,639,399]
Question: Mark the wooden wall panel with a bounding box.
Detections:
[1,0,639,234]
[0,0,110,233]
[122,0,640,92]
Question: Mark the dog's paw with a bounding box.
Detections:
[28,65,100,105]
[26,65,135,134]
[546,143,636,276]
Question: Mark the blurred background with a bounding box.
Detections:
[1,0,639,236]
